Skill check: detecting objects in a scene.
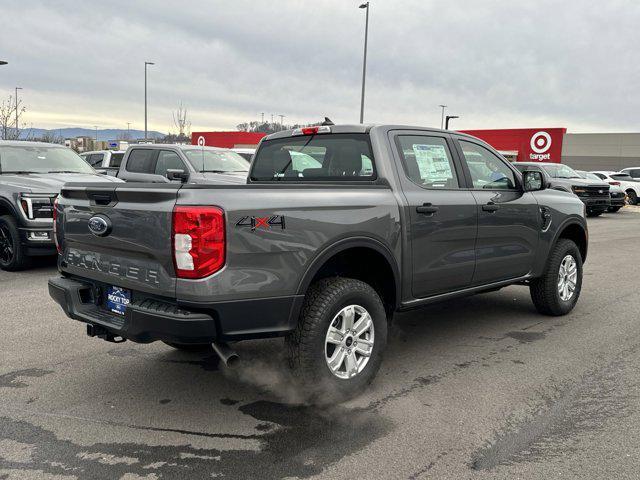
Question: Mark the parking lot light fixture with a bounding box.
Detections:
[359,2,370,124]
[445,115,459,130]
[144,61,155,141]
[0,61,7,66]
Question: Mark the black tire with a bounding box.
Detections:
[608,206,622,213]
[286,277,387,402]
[530,239,583,316]
[163,342,212,352]
[627,190,638,205]
[0,215,30,271]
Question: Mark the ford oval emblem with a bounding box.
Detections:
[88,216,111,237]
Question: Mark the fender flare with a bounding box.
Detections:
[295,236,401,308]
[550,217,588,261]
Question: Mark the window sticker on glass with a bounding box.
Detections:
[413,144,453,182]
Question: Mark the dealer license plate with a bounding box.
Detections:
[106,286,131,316]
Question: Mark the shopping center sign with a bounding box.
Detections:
[460,128,567,163]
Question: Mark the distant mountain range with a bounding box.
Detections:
[19,127,166,142]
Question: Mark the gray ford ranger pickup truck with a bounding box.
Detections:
[49,125,588,398]
[104,144,249,185]
[0,141,121,271]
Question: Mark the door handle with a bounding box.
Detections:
[482,202,500,212]
[416,203,439,215]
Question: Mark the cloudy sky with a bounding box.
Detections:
[1,0,639,134]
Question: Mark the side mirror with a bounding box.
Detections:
[522,170,546,192]
[166,169,188,183]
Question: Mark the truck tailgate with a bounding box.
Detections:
[57,183,180,297]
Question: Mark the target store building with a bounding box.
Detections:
[460,128,640,171]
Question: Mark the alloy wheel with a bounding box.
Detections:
[324,305,375,379]
[0,225,14,264]
[557,254,578,301]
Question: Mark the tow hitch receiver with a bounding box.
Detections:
[87,324,126,343]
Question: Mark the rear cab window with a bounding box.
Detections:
[250,133,375,181]
[126,149,157,173]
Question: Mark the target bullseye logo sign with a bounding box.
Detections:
[529,131,552,160]
[197,135,206,147]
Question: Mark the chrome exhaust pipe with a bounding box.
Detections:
[212,341,239,368]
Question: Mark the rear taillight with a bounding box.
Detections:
[53,196,62,254]
[609,181,621,186]
[172,206,225,279]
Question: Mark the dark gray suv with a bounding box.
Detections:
[514,162,610,217]
[0,141,121,270]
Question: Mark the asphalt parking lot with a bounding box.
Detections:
[1,207,639,479]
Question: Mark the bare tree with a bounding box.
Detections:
[0,94,26,140]
[236,119,325,134]
[172,102,191,138]
[38,130,64,144]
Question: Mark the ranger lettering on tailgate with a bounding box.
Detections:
[65,249,160,285]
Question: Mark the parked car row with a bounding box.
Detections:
[0,141,250,271]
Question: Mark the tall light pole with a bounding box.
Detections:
[359,2,370,124]
[127,122,131,138]
[144,61,154,141]
[15,87,22,140]
[439,105,447,129]
[94,125,99,141]
[278,114,285,129]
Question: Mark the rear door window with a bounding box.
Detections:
[250,133,375,181]
[126,149,157,173]
[396,135,460,189]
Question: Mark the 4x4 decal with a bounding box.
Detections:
[236,215,286,231]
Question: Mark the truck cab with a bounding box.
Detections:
[114,144,250,184]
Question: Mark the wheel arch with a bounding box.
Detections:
[0,198,19,220]
[554,219,588,263]
[296,237,401,316]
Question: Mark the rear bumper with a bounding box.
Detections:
[48,275,302,344]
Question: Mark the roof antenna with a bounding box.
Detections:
[321,117,334,126]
